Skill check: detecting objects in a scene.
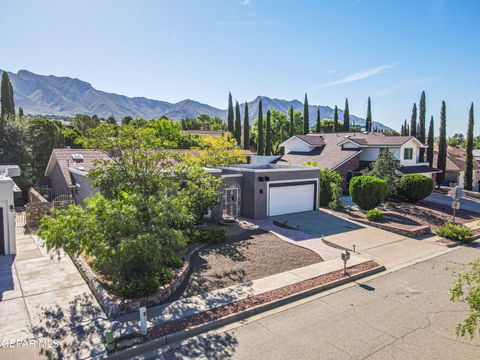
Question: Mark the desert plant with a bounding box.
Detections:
[366,208,384,221]
[349,175,387,210]
[436,222,473,243]
[398,174,434,202]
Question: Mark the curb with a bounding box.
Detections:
[105,263,385,359]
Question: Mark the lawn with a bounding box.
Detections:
[169,225,322,300]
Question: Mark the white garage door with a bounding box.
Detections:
[268,183,315,216]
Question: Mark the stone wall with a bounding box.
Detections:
[26,188,51,228]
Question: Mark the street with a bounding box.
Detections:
[426,192,480,214]
[148,246,480,360]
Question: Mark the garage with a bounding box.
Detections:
[268,182,316,216]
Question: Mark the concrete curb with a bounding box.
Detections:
[104,263,385,360]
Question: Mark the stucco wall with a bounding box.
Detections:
[51,163,70,198]
[0,177,17,255]
[70,170,97,205]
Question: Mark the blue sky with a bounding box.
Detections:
[2,0,480,134]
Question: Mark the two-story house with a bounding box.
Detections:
[276,132,440,189]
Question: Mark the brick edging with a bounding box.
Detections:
[349,217,431,238]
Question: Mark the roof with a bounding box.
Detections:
[337,133,419,147]
[45,149,111,186]
[398,165,442,175]
[294,135,326,146]
[433,146,480,172]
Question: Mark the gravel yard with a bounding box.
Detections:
[170,227,322,300]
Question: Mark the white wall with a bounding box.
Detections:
[0,177,16,255]
[283,138,312,154]
[400,139,421,166]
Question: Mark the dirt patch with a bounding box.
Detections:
[169,228,322,300]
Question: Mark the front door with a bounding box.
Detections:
[0,208,5,255]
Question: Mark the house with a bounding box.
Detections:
[434,146,480,190]
[276,132,440,189]
[43,149,320,219]
[0,165,21,255]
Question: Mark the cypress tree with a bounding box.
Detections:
[303,93,309,134]
[366,97,372,131]
[18,107,24,117]
[234,101,242,145]
[344,98,350,131]
[418,91,426,161]
[427,116,434,167]
[315,107,321,133]
[227,92,234,133]
[288,105,295,137]
[410,103,417,137]
[243,102,250,150]
[464,103,474,190]
[266,110,272,156]
[436,101,447,187]
[401,124,404,136]
[1,71,15,119]
[403,119,408,135]
[257,98,264,155]
[333,105,339,132]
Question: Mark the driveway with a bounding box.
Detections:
[426,191,480,214]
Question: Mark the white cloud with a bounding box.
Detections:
[315,64,396,88]
[240,0,251,5]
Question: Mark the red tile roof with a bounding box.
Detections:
[433,146,480,172]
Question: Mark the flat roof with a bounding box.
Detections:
[220,163,320,172]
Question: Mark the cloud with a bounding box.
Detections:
[315,64,397,88]
[239,0,251,5]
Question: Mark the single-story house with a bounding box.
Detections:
[0,165,21,255]
[434,146,480,190]
[274,132,440,189]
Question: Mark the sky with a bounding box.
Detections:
[2,0,480,135]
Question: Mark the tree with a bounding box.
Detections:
[427,116,434,166]
[122,116,133,125]
[349,176,387,210]
[303,93,309,134]
[464,103,475,190]
[315,107,321,133]
[28,118,65,177]
[73,114,100,133]
[227,92,234,133]
[257,98,264,155]
[333,106,339,132]
[106,115,116,124]
[344,98,350,131]
[243,102,250,150]
[18,107,24,117]
[410,103,417,137]
[288,106,295,137]
[363,149,400,196]
[366,97,372,131]
[265,110,272,156]
[318,168,342,207]
[1,71,15,120]
[448,133,465,147]
[63,128,82,148]
[436,101,447,187]
[234,101,242,145]
[252,109,289,155]
[418,91,426,161]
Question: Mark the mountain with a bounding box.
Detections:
[1,69,392,131]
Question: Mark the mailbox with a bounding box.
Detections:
[341,250,350,262]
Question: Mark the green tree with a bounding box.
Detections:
[252,109,289,154]
[1,72,15,120]
[464,103,475,190]
[122,116,133,125]
[63,127,82,148]
[333,105,339,132]
[418,91,426,161]
[315,107,321,133]
[303,93,309,134]
[350,175,387,210]
[289,106,295,137]
[344,98,350,131]
[366,97,372,131]
[243,102,250,150]
[265,110,272,155]
[234,101,242,145]
[318,168,342,207]
[227,92,234,133]
[257,98,265,155]
[363,149,400,196]
[73,114,100,133]
[410,103,417,137]
[427,116,434,166]
[436,101,447,187]
[106,115,116,124]
[18,107,24,117]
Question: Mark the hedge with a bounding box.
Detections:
[399,174,434,202]
[349,175,387,210]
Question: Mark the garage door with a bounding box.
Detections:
[268,183,315,216]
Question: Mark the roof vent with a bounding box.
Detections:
[71,154,84,162]
[77,166,85,171]
[344,135,350,139]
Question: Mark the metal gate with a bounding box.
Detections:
[52,194,75,210]
[223,185,240,219]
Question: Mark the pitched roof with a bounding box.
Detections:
[45,149,111,186]
[398,165,442,175]
[338,133,417,146]
[294,134,326,146]
[433,146,480,172]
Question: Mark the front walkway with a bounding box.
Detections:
[0,214,108,359]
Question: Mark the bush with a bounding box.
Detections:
[118,269,173,298]
[399,174,434,202]
[436,223,473,243]
[188,227,226,244]
[328,182,343,210]
[366,209,384,221]
[319,169,343,207]
[349,176,387,210]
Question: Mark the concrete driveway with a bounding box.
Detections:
[426,192,480,214]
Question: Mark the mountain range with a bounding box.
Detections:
[1,69,392,131]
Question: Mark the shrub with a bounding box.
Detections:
[366,209,384,221]
[436,223,473,243]
[398,174,434,202]
[349,176,387,210]
[188,227,226,244]
[329,182,343,210]
[319,169,343,207]
[119,269,173,298]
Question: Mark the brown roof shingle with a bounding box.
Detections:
[433,146,480,172]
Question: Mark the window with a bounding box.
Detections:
[403,148,413,160]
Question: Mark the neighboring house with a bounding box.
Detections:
[43,149,320,219]
[0,165,21,255]
[434,146,480,190]
[276,132,440,189]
